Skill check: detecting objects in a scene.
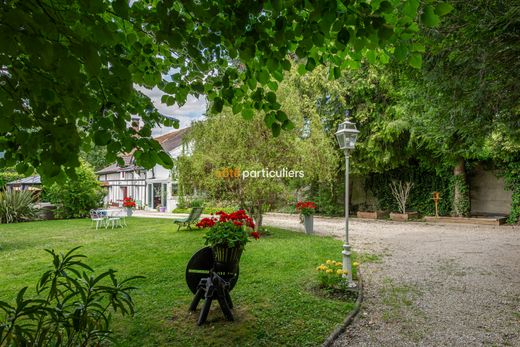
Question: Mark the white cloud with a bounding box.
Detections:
[134,85,207,133]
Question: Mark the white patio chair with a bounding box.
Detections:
[90,209,105,230]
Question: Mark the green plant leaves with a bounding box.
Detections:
[271,122,281,137]
[421,5,441,27]
[337,28,351,46]
[242,107,254,120]
[0,0,444,181]
[403,0,420,18]
[0,247,143,345]
[408,53,422,69]
[435,3,454,16]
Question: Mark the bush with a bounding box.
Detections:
[172,206,237,214]
[0,169,24,190]
[0,190,38,223]
[45,162,105,218]
[0,247,143,346]
[189,198,204,208]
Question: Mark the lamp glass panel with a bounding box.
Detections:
[335,131,346,149]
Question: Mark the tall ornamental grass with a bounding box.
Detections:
[0,190,38,223]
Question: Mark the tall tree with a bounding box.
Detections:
[180,69,339,229]
[398,0,520,216]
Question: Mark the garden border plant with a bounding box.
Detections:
[0,246,143,346]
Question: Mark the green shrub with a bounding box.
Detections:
[0,190,38,223]
[0,169,24,190]
[189,198,205,208]
[45,162,105,218]
[0,247,142,346]
[172,206,237,214]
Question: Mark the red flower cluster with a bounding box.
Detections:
[250,231,260,240]
[196,218,216,228]
[123,197,136,208]
[196,209,256,231]
[296,201,316,210]
[215,210,255,229]
[295,201,317,216]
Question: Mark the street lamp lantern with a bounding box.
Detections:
[335,118,359,151]
[335,115,359,288]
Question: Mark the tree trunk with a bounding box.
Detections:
[452,158,470,217]
[253,204,263,231]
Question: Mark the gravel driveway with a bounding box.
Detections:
[263,213,520,346]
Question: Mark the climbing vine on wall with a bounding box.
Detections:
[503,161,520,224]
[365,166,452,216]
[448,175,471,217]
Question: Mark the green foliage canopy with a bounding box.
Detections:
[0,0,452,181]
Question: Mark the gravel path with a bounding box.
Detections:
[262,213,520,347]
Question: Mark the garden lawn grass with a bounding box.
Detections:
[0,218,355,346]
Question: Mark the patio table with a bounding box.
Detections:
[97,209,127,229]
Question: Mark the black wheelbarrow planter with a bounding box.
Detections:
[185,245,243,325]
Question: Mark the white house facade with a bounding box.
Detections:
[96,127,190,212]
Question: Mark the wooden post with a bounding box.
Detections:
[432,192,441,217]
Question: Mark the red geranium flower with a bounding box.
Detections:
[295,201,317,216]
[123,197,136,208]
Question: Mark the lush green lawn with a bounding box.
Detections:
[0,218,354,346]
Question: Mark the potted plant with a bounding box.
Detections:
[122,197,136,216]
[388,180,418,221]
[196,210,259,268]
[296,201,317,234]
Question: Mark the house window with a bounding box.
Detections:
[171,183,179,197]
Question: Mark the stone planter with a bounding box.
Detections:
[303,214,314,234]
[390,211,419,221]
[126,207,133,217]
[36,203,57,220]
[357,211,389,219]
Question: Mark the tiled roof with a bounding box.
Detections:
[95,155,140,174]
[7,176,41,185]
[95,127,190,175]
[154,127,190,152]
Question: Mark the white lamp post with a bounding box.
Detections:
[335,115,359,287]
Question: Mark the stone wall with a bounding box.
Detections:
[469,166,512,216]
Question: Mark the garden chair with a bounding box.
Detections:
[90,209,105,230]
[173,207,203,231]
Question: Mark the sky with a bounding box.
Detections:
[136,86,207,135]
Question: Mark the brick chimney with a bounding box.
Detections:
[131,117,141,132]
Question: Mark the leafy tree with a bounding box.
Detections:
[180,69,338,228]
[0,0,451,181]
[45,161,105,218]
[80,145,111,171]
[397,0,520,216]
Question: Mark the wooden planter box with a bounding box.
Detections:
[356,211,389,219]
[423,216,506,225]
[389,211,419,221]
